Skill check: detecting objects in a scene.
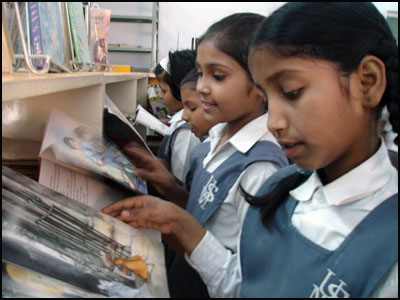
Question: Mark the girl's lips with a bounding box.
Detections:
[281,142,302,158]
[201,101,217,113]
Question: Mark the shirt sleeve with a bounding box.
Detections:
[170,128,201,182]
[185,162,281,298]
[369,261,398,298]
[234,161,279,226]
[185,231,242,298]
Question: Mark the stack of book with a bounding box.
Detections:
[3,2,112,73]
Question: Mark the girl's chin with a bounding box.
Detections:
[204,111,224,124]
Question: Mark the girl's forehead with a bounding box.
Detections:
[250,48,334,77]
[196,40,238,70]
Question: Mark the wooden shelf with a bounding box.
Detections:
[2,71,152,159]
[2,71,149,102]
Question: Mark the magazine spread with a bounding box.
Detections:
[39,158,132,210]
[39,109,147,195]
[3,165,169,297]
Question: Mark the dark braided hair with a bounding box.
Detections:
[243,2,398,227]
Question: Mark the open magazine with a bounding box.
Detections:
[3,165,169,297]
[39,109,147,209]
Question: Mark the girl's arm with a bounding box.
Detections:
[123,142,189,208]
[102,195,242,297]
[101,195,205,255]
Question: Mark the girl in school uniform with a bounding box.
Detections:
[154,50,201,183]
[104,13,288,298]
[103,3,398,298]
[121,69,217,204]
[180,68,216,140]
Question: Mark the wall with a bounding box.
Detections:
[158,2,285,60]
[95,2,154,69]
[95,2,398,68]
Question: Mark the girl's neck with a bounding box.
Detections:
[214,109,265,152]
[318,135,381,185]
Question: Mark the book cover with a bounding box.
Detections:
[148,85,168,120]
[4,2,27,57]
[38,2,67,71]
[103,94,154,155]
[27,2,43,69]
[39,109,148,195]
[67,2,91,64]
[89,8,111,70]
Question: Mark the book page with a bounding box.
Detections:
[39,109,147,195]
[3,165,169,298]
[134,104,170,136]
[39,158,131,210]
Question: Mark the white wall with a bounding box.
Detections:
[158,2,398,62]
[158,2,286,60]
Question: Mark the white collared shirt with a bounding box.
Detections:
[193,113,281,252]
[167,109,201,182]
[186,140,398,298]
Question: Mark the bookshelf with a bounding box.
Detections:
[2,71,150,160]
[105,2,159,69]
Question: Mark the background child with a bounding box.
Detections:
[122,69,217,203]
[180,68,217,139]
[104,13,288,298]
[154,50,202,182]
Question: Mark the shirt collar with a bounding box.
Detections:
[290,140,395,206]
[208,113,270,154]
[169,109,184,124]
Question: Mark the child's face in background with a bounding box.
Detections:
[249,47,375,181]
[181,86,216,138]
[158,81,183,115]
[196,40,264,125]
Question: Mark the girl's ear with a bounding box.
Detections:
[351,55,387,108]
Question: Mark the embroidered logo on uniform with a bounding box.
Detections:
[310,268,350,298]
[198,175,219,209]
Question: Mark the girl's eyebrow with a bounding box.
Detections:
[196,62,232,70]
[268,69,301,82]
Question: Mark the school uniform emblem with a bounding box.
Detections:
[310,269,350,298]
[198,175,219,209]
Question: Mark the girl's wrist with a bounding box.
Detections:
[172,209,206,255]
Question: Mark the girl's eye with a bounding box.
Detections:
[213,74,225,81]
[190,108,196,112]
[283,88,303,100]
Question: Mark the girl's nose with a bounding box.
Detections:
[196,76,210,95]
[267,99,288,135]
[182,110,189,122]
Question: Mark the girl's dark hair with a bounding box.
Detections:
[180,68,199,91]
[163,49,196,101]
[197,13,266,78]
[244,2,398,226]
[153,63,165,77]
